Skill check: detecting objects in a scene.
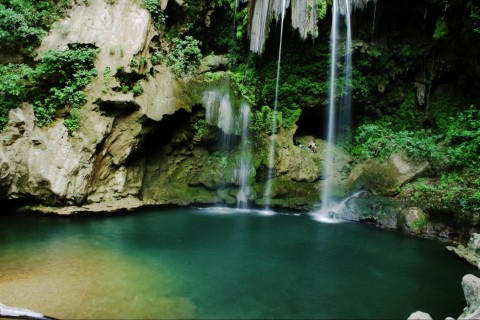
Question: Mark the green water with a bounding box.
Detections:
[0,207,476,319]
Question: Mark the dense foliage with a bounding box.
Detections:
[0,46,98,131]
[0,0,69,55]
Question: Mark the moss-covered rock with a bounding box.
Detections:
[398,207,428,234]
[347,153,430,196]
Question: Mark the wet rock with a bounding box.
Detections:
[0,302,47,319]
[447,234,480,267]
[347,153,430,196]
[335,194,401,229]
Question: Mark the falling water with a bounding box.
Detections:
[263,0,287,209]
[202,88,235,144]
[237,103,251,208]
[320,0,354,213]
[320,0,339,212]
[372,0,377,38]
[339,0,352,137]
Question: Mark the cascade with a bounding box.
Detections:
[263,0,287,209]
[201,85,253,209]
[236,103,252,208]
[202,88,235,139]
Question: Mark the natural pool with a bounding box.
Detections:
[0,207,476,319]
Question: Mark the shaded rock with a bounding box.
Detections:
[460,274,480,319]
[447,233,480,267]
[348,153,429,196]
[335,194,401,229]
[31,196,144,215]
[407,311,433,320]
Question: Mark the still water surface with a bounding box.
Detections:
[0,207,476,319]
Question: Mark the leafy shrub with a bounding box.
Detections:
[433,17,449,40]
[166,36,202,77]
[0,0,70,54]
[132,84,143,97]
[32,46,98,128]
[0,64,35,129]
[351,122,441,162]
[63,107,79,132]
[143,0,167,30]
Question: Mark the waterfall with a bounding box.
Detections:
[202,88,235,138]
[320,0,353,212]
[201,85,253,209]
[339,0,352,138]
[237,103,251,208]
[320,0,339,212]
[263,0,287,209]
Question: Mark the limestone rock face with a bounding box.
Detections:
[347,153,430,196]
[460,274,480,319]
[0,104,112,204]
[38,0,152,72]
[407,311,433,320]
[134,69,191,121]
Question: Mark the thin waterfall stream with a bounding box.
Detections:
[320,0,353,215]
[264,0,287,209]
[320,0,340,213]
[236,103,251,208]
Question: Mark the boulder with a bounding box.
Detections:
[407,311,432,320]
[460,274,480,319]
[398,207,428,234]
[334,194,401,229]
[347,153,430,196]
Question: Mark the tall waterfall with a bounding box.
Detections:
[263,0,287,209]
[237,103,251,208]
[320,0,353,212]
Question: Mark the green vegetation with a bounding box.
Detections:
[32,46,98,129]
[0,64,34,128]
[0,0,70,55]
[0,46,98,131]
[433,17,449,40]
[352,104,480,220]
[166,36,202,77]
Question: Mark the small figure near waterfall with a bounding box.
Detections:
[307,140,317,153]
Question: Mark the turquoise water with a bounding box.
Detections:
[0,207,476,319]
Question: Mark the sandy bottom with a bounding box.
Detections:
[0,239,195,319]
